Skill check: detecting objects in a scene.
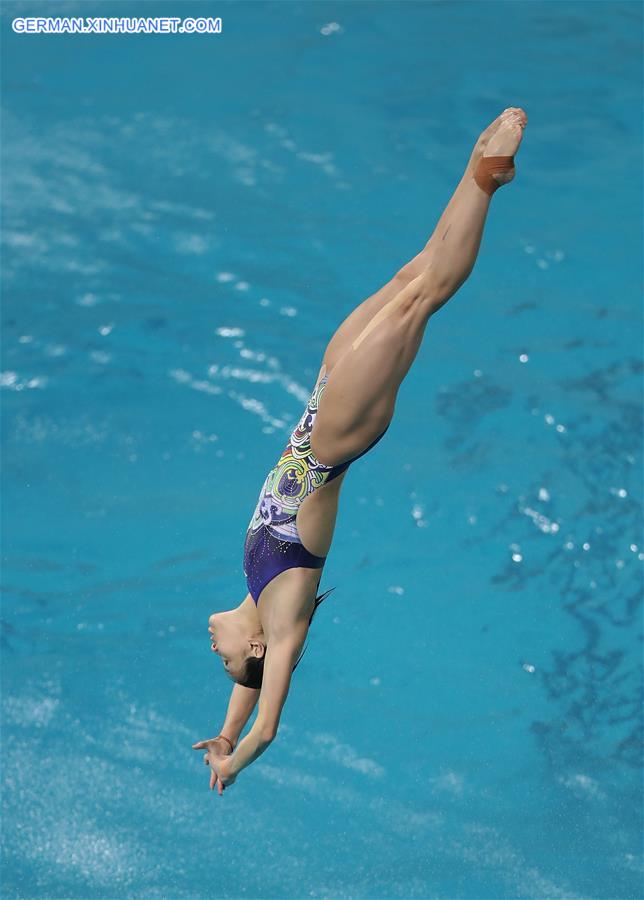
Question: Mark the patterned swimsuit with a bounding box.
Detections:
[243,375,388,604]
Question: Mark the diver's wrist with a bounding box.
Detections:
[215,733,235,753]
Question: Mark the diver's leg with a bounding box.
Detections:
[320,107,525,374]
[312,109,527,466]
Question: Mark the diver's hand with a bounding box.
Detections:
[192,737,237,795]
[209,753,236,795]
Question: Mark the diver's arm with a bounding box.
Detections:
[218,682,260,747]
[223,718,274,777]
[226,633,304,778]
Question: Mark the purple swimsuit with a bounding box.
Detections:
[243,375,388,604]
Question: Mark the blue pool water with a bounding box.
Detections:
[1,2,642,897]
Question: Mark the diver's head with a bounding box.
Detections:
[208,587,337,689]
[208,601,266,684]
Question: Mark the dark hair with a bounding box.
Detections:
[235,587,335,689]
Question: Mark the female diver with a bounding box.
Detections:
[193,107,528,794]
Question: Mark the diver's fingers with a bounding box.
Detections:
[210,767,217,791]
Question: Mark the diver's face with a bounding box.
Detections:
[208,607,265,681]
[208,610,251,681]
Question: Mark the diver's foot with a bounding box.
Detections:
[473,108,527,195]
[466,107,525,176]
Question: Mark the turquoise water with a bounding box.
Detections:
[1,1,642,897]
